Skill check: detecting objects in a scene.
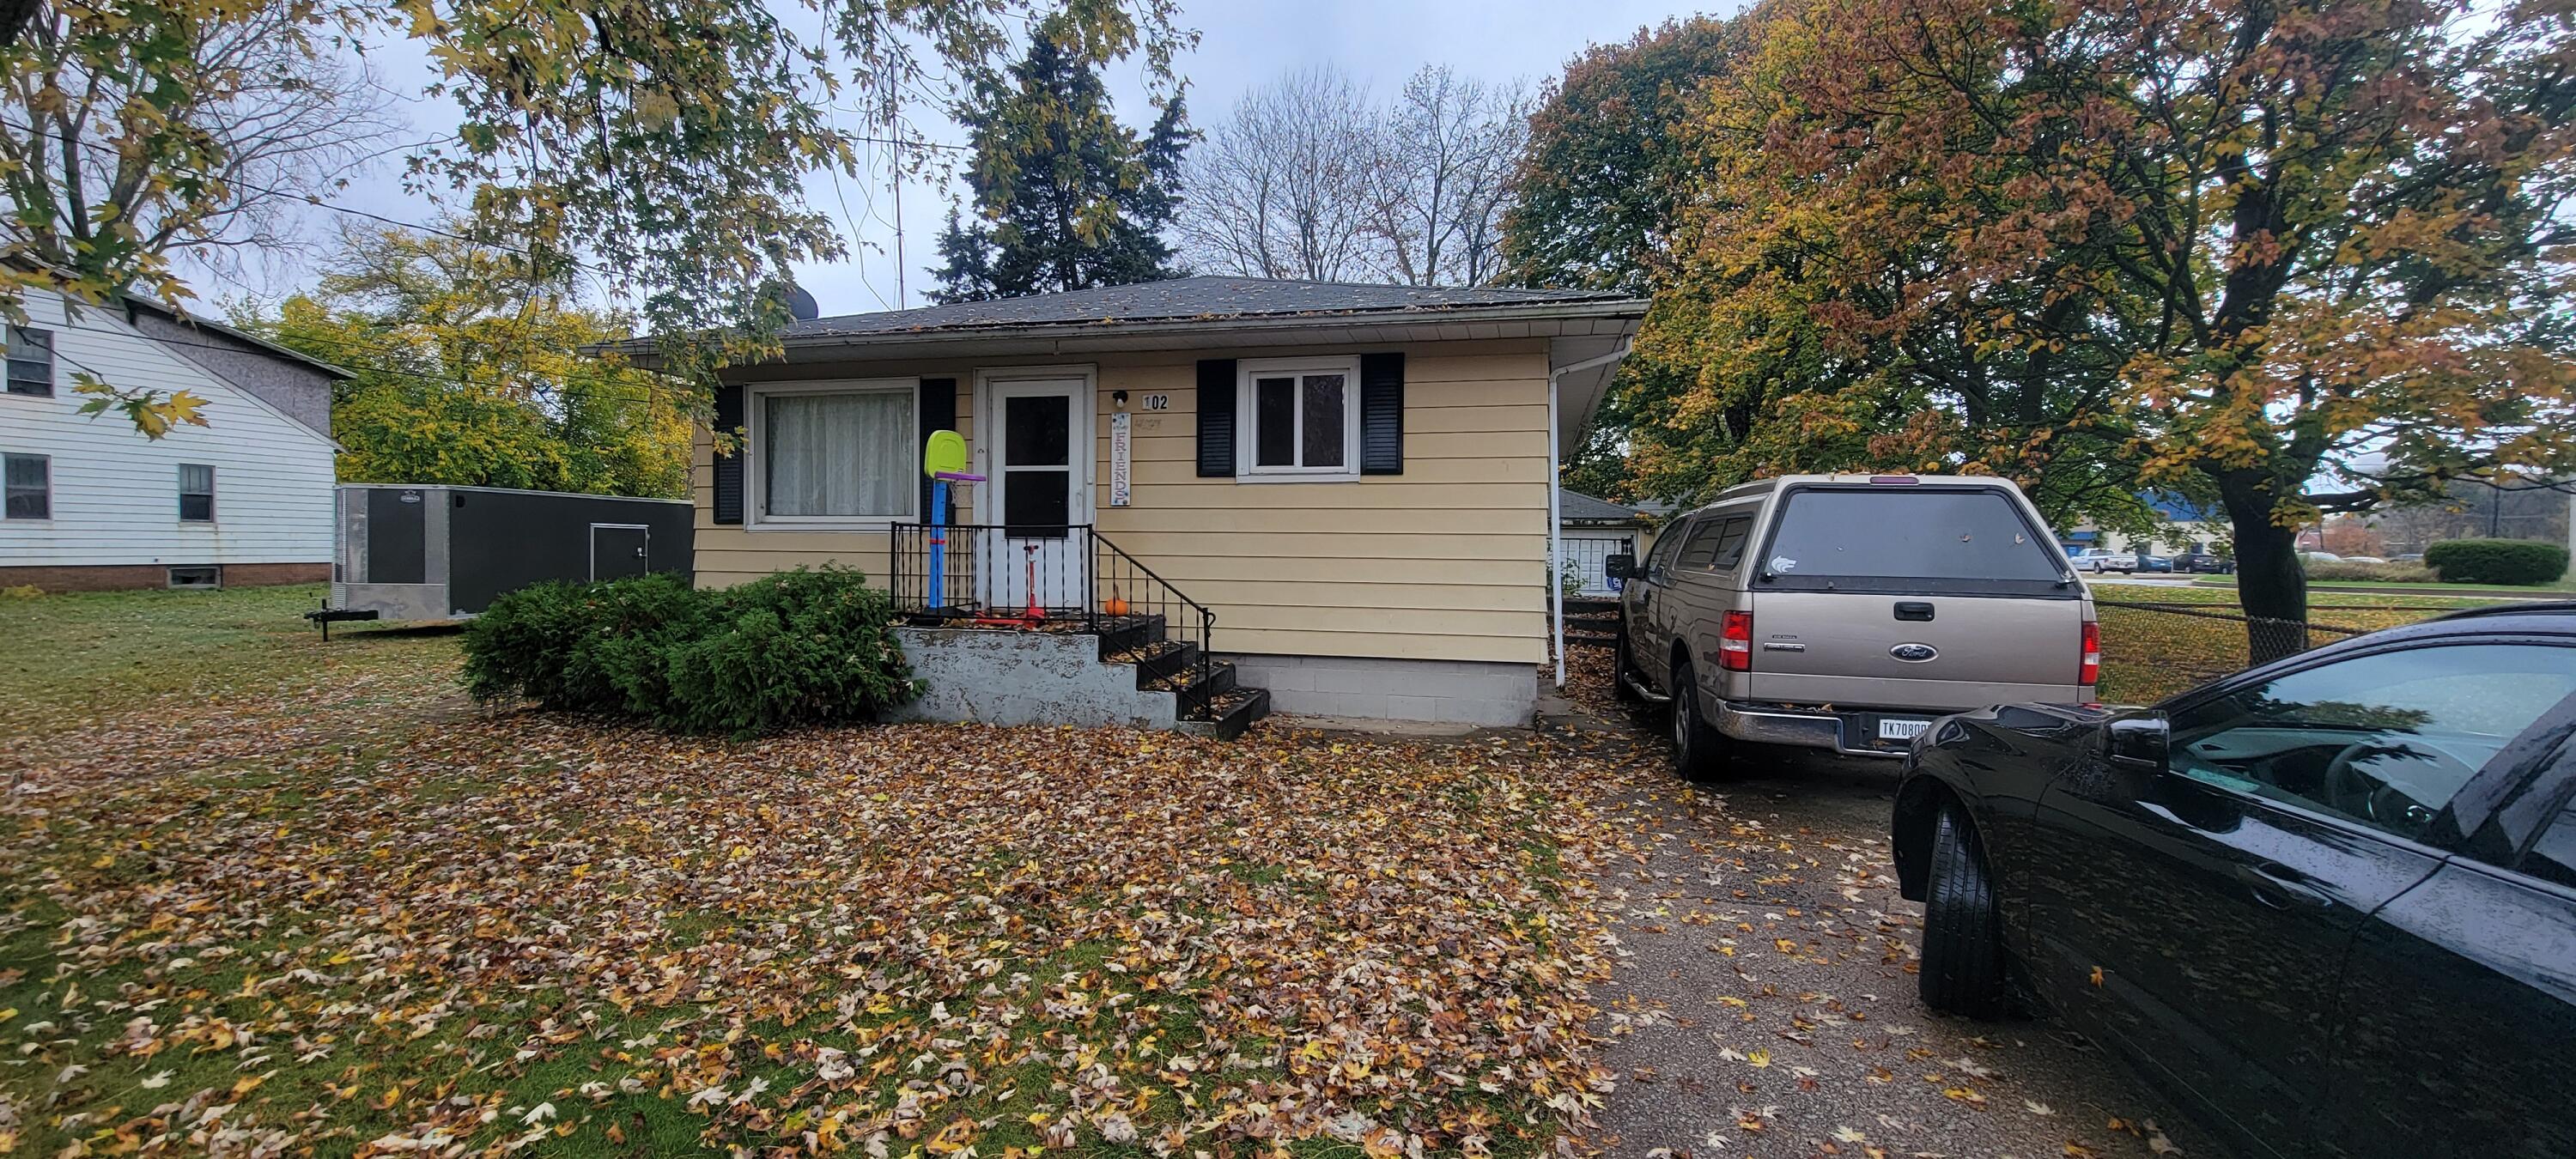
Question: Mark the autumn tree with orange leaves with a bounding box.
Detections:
[1648,0,2576,652]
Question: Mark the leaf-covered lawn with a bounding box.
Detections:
[0,589,1638,1156]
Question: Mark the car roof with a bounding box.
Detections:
[2318,602,2576,652]
[2426,601,2576,628]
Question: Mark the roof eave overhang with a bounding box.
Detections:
[608,299,1647,367]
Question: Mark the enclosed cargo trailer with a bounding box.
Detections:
[326,484,693,622]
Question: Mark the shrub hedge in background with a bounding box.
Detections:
[462,566,917,736]
[2423,538,2571,586]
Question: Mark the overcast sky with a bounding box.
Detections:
[238,1,1731,315]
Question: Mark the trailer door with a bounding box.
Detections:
[591,524,651,581]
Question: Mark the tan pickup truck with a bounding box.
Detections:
[1607,474,2096,780]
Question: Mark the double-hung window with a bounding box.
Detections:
[1237,356,1359,480]
[6,326,52,397]
[179,464,216,522]
[750,379,918,528]
[3,452,49,519]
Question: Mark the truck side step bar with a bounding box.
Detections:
[1619,671,1672,704]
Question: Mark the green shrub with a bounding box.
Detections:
[2423,538,2571,586]
[659,568,920,734]
[2305,561,2439,583]
[461,566,916,736]
[461,580,595,706]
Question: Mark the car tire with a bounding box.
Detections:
[1920,803,2009,1018]
[1668,658,1734,783]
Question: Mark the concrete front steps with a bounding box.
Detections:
[889,612,1272,739]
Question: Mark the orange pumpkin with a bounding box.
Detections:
[1103,596,1131,616]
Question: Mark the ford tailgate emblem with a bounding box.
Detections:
[1890,642,1939,663]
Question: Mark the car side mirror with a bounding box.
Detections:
[1604,553,1637,580]
[2105,713,2170,772]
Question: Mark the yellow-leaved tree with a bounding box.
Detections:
[242,223,691,497]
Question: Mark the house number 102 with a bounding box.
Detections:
[1140,393,1170,411]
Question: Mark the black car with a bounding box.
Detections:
[1893,604,2576,1159]
[2172,551,2235,573]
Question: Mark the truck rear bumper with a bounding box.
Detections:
[1713,701,1922,759]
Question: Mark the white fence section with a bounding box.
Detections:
[1557,531,1637,597]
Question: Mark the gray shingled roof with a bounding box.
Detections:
[1560,492,1650,524]
[787,276,1635,338]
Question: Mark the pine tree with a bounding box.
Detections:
[929,17,1193,302]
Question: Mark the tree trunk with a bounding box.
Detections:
[2219,473,2309,664]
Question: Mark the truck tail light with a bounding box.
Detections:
[1720,610,1753,671]
[2080,619,2100,686]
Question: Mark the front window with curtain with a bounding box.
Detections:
[754,382,917,526]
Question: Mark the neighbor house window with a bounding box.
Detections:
[3,452,48,519]
[179,463,215,522]
[6,326,52,396]
[1237,356,1359,479]
[750,380,917,527]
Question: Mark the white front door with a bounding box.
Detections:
[980,374,1093,613]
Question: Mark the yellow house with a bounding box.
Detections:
[687,276,1645,731]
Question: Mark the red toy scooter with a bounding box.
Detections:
[966,543,1048,629]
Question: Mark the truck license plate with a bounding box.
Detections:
[1877,718,1931,742]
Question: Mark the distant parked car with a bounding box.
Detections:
[1895,603,2576,1159]
[2172,552,2233,574]
[2301,550,2345,564]
[2344,555,2390,565]
[2071,548,2138,573]
[2136,554,2175,573]
[2391,553,2426,564]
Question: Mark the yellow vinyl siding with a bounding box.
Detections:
[689,340,1552,664]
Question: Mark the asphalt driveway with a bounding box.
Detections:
[1561,712,2228,1158]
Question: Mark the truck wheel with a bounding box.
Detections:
[1919,803,2009,1018]
[1612,626,1643,703]
[1668,658,1735,783]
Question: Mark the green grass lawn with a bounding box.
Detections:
[0,586,1635,1157]
[0,583,459,739]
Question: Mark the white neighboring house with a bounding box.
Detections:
[0,288,346,591]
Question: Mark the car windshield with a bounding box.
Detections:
[1764,488,2068,581]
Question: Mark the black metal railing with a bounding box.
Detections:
[1091,531,1220,715]
[889,523,1223,716]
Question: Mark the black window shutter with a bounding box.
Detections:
[1195,359,1237,477]
[1360,352,1405,475]
[711,383,744,525]
[917,377,957,522]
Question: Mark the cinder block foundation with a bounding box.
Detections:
[888,627,1177,730]
[1223,654,1536,727]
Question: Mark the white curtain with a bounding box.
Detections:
[764,390,912,518]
